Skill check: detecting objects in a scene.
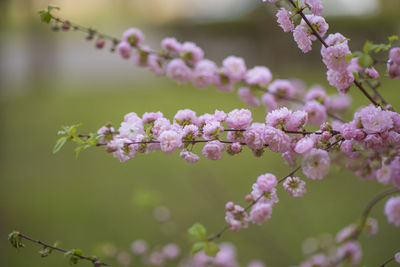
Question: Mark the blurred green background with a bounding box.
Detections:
[1,0,399,266]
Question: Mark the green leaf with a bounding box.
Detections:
[47,5,60,12]
[204,242,220,257]
[388,35,398,46]
[191,242,205,254]
[188,223,207,241]
[351,71,360,81]
[38,5,60,24]
[358,54,373,68]
[53,136,68,154]
[363,41,372,54]
[8,231,24,249]
[38,10,52,24]
[345,53,354,62]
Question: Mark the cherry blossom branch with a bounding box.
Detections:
[8,231,113,267]
[359,72,392,109]
[287,0,381,108]
[206,166,301,242]
[380,255,395,267]
[351,187,400,240]
[40,10,347,123]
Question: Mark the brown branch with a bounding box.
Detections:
[351,187,400,240]
[13,232,113,267]
[287,0,382,108]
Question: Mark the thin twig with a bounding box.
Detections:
[207,166,301,242]
[15,232,113,267]
[351,187,400,240]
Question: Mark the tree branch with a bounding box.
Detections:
[9,231,113,267]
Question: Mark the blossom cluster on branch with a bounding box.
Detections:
[11,0,400,266]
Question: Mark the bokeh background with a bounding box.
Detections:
[1,0,400,266]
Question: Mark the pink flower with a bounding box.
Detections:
[358,105,393,134]
[226,109,253,129]
[245,66,273,86]
[244,123,267,150]
[261,93,278,112]
[299,254,329,267]
[202,140,225,160]
[336,224,356,243]
[264,127,291,153]
[336,241,362,265]
[265,107,292,127]
[222,56,247,82]
[162,243,180,260]
[117,42,131,59]
[131,240,148,255]
[225,203,249,231]
[256,173,278,192]
[148,251,165,266]
[148,54,165,76]
[286,110,308,131]
[119,116,145,140]
[269,79,295,98]
[326,69,354,94]
[215,73,235,92]
[293,25,312,53]
[132,47,150,67]
[122,28,144,47]
[365,218,378,237]
[389,47,400,65]
[174,109,198,126]
[249,203,273,225]
[203,121,224,140]
[142,111,163,123]
[180,150,200,163]
[166,59,192,83]
[302,149,330,180]
[304,100,327,125]
[384,196,400,227]
[347,57,363,72]
[321,43,351,72]
[365,67,379,79]
[283,177,306,197]
[152,118,171,137]
[227,142,242,155]
[305,0,323,15]
[181,41,204,65]
[305,86,326,102]
[182,124,199,140]
[238,87,260,107]
[159,130,182,154]
[300,15,329,40]
[395,252,400,263]
[387,60,400,79]
[327,95,352,111]
[294,137,315,154]
[247,260,266,267]
[276,8,294,32]
[325,33,348,46]
[192,59,218,88]
[161,37,182,53]
[108,137,136,162]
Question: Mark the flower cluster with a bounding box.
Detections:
[269,0,392,96]
[337,105,400,188]
[97,106,350,182]
[183,242,265,267]
[224,172,307,232]
[114,25,355,114]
